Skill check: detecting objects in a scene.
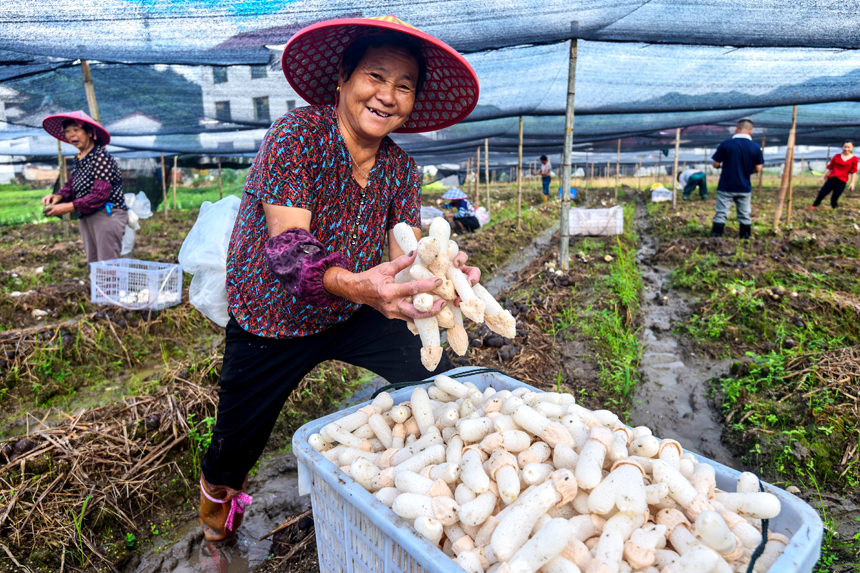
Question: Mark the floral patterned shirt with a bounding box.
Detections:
[226,105,422,339]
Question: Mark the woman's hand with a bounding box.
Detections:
[43,202,75,217]
[324,251,446,321]
[41,193,62,207]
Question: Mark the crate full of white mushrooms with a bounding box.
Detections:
[292,368,823,573]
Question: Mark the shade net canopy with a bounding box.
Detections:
[2,0,860,68]
[1,1,860,164]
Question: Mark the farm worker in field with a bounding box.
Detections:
[533,155,552,201]
[809,140,857,210]
[197,16,480,541]
[677,167,708,201]
[710,119,764,239]
[436,187,480,233]
[40,111,128,262]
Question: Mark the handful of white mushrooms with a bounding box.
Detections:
[310,375,788,573]
[393,218,516,371]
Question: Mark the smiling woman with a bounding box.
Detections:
[196,15,480,542]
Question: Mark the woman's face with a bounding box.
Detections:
[843,142,854,154]
[337,45,419,142]
[63,124,94,151]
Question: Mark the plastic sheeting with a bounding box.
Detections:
[2,0,860,68]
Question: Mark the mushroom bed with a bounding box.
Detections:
[292,368,823,573]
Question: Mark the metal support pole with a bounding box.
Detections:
[615,138,621,202]
[80,60,100,123]
[484,138,490,211]
[559,39,578,271]
[218,157,223,200]
[172,155,178,212]
[672,128,681,209]
[516,116,523,230]
[774,105,798,229]
[160,152,168,214]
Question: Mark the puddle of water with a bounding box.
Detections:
[127,456,308,573]
[483,225,557,295]
[629,201,743,469]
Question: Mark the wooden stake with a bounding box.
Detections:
[615,138,621,203]
[160,152,168,215]
[787,146,796,225]
[484,138,490,211]
[475,146,480,200]
[672,128,681,209]
[773,105,798,229]
[172,155,178,212]
[584,150,589,198]
[559,39,578,271]
[80,60,100,123]
[517,116,523,230]
[218,157,223,200]
[757,137,766,192]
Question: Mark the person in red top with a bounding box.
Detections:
[197,16,481,542]
[810,140,858,209]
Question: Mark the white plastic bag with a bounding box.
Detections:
[475,206,490,227]
[177,195,241,327]
[650,184,673,203]
[120,192,155,255]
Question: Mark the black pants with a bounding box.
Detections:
[453,216,480,233]
[201,306,453,489]
[813,177,847,208]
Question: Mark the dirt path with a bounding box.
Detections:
[629,200,742,469]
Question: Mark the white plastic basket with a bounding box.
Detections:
[568,206,624,236]
[89,258,182,310]
[293,368,823,573]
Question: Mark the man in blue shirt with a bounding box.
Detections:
[710,119,764,239]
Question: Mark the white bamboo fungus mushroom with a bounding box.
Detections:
[712,492,781,520]
[437,304,456,329]
[736,472,760,494]
[392,221,419,254]
[587,460,647,515]
[417,236,441,264]
[350,457,380,491]
[367,413,394,449]
[472,283,517,339]
[523,463,555,486]
[652,460,699,509]
[447,265,486,323]
[460,491,499,527]
[390,426,442,465]
[708,501,762,549]
[560,414,590,449]
[575,426,614,490]
[552,444,579,471]
[488,450,521,505]
[661,545,719,573]
[429,217,451,245]
[629,434,660,458]
[481,430,531,454]
[753,532,789,572]
[414,516,444,545]
[392,492,460,525]
[461,449,491,494]
[589,511,647,573]
[695,511,743,560]
[459,417,495,443]
[375,487,400,507]
[394,444,447,475]
[623,523,667,570]
[658,439,683,470]
[413,292,434,312]
[457,550,485,573]
[513,405,576,449]
[308,433,331,452]
[498,518,574,573]
[414,316,443,370]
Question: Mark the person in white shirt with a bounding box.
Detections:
[677,168,708,201]
[533,155,552,201]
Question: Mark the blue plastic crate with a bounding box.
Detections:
[292,367,822,573]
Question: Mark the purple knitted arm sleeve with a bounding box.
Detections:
[264,228,350,307]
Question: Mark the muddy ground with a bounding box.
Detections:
[0,182,856,572]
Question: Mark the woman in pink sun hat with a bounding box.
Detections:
[198,16,481,541]
[40,110,128,262]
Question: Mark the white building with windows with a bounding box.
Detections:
[198,65,308,153]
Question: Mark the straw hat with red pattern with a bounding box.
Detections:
[281,15,479,134]
[42,110,111,146]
